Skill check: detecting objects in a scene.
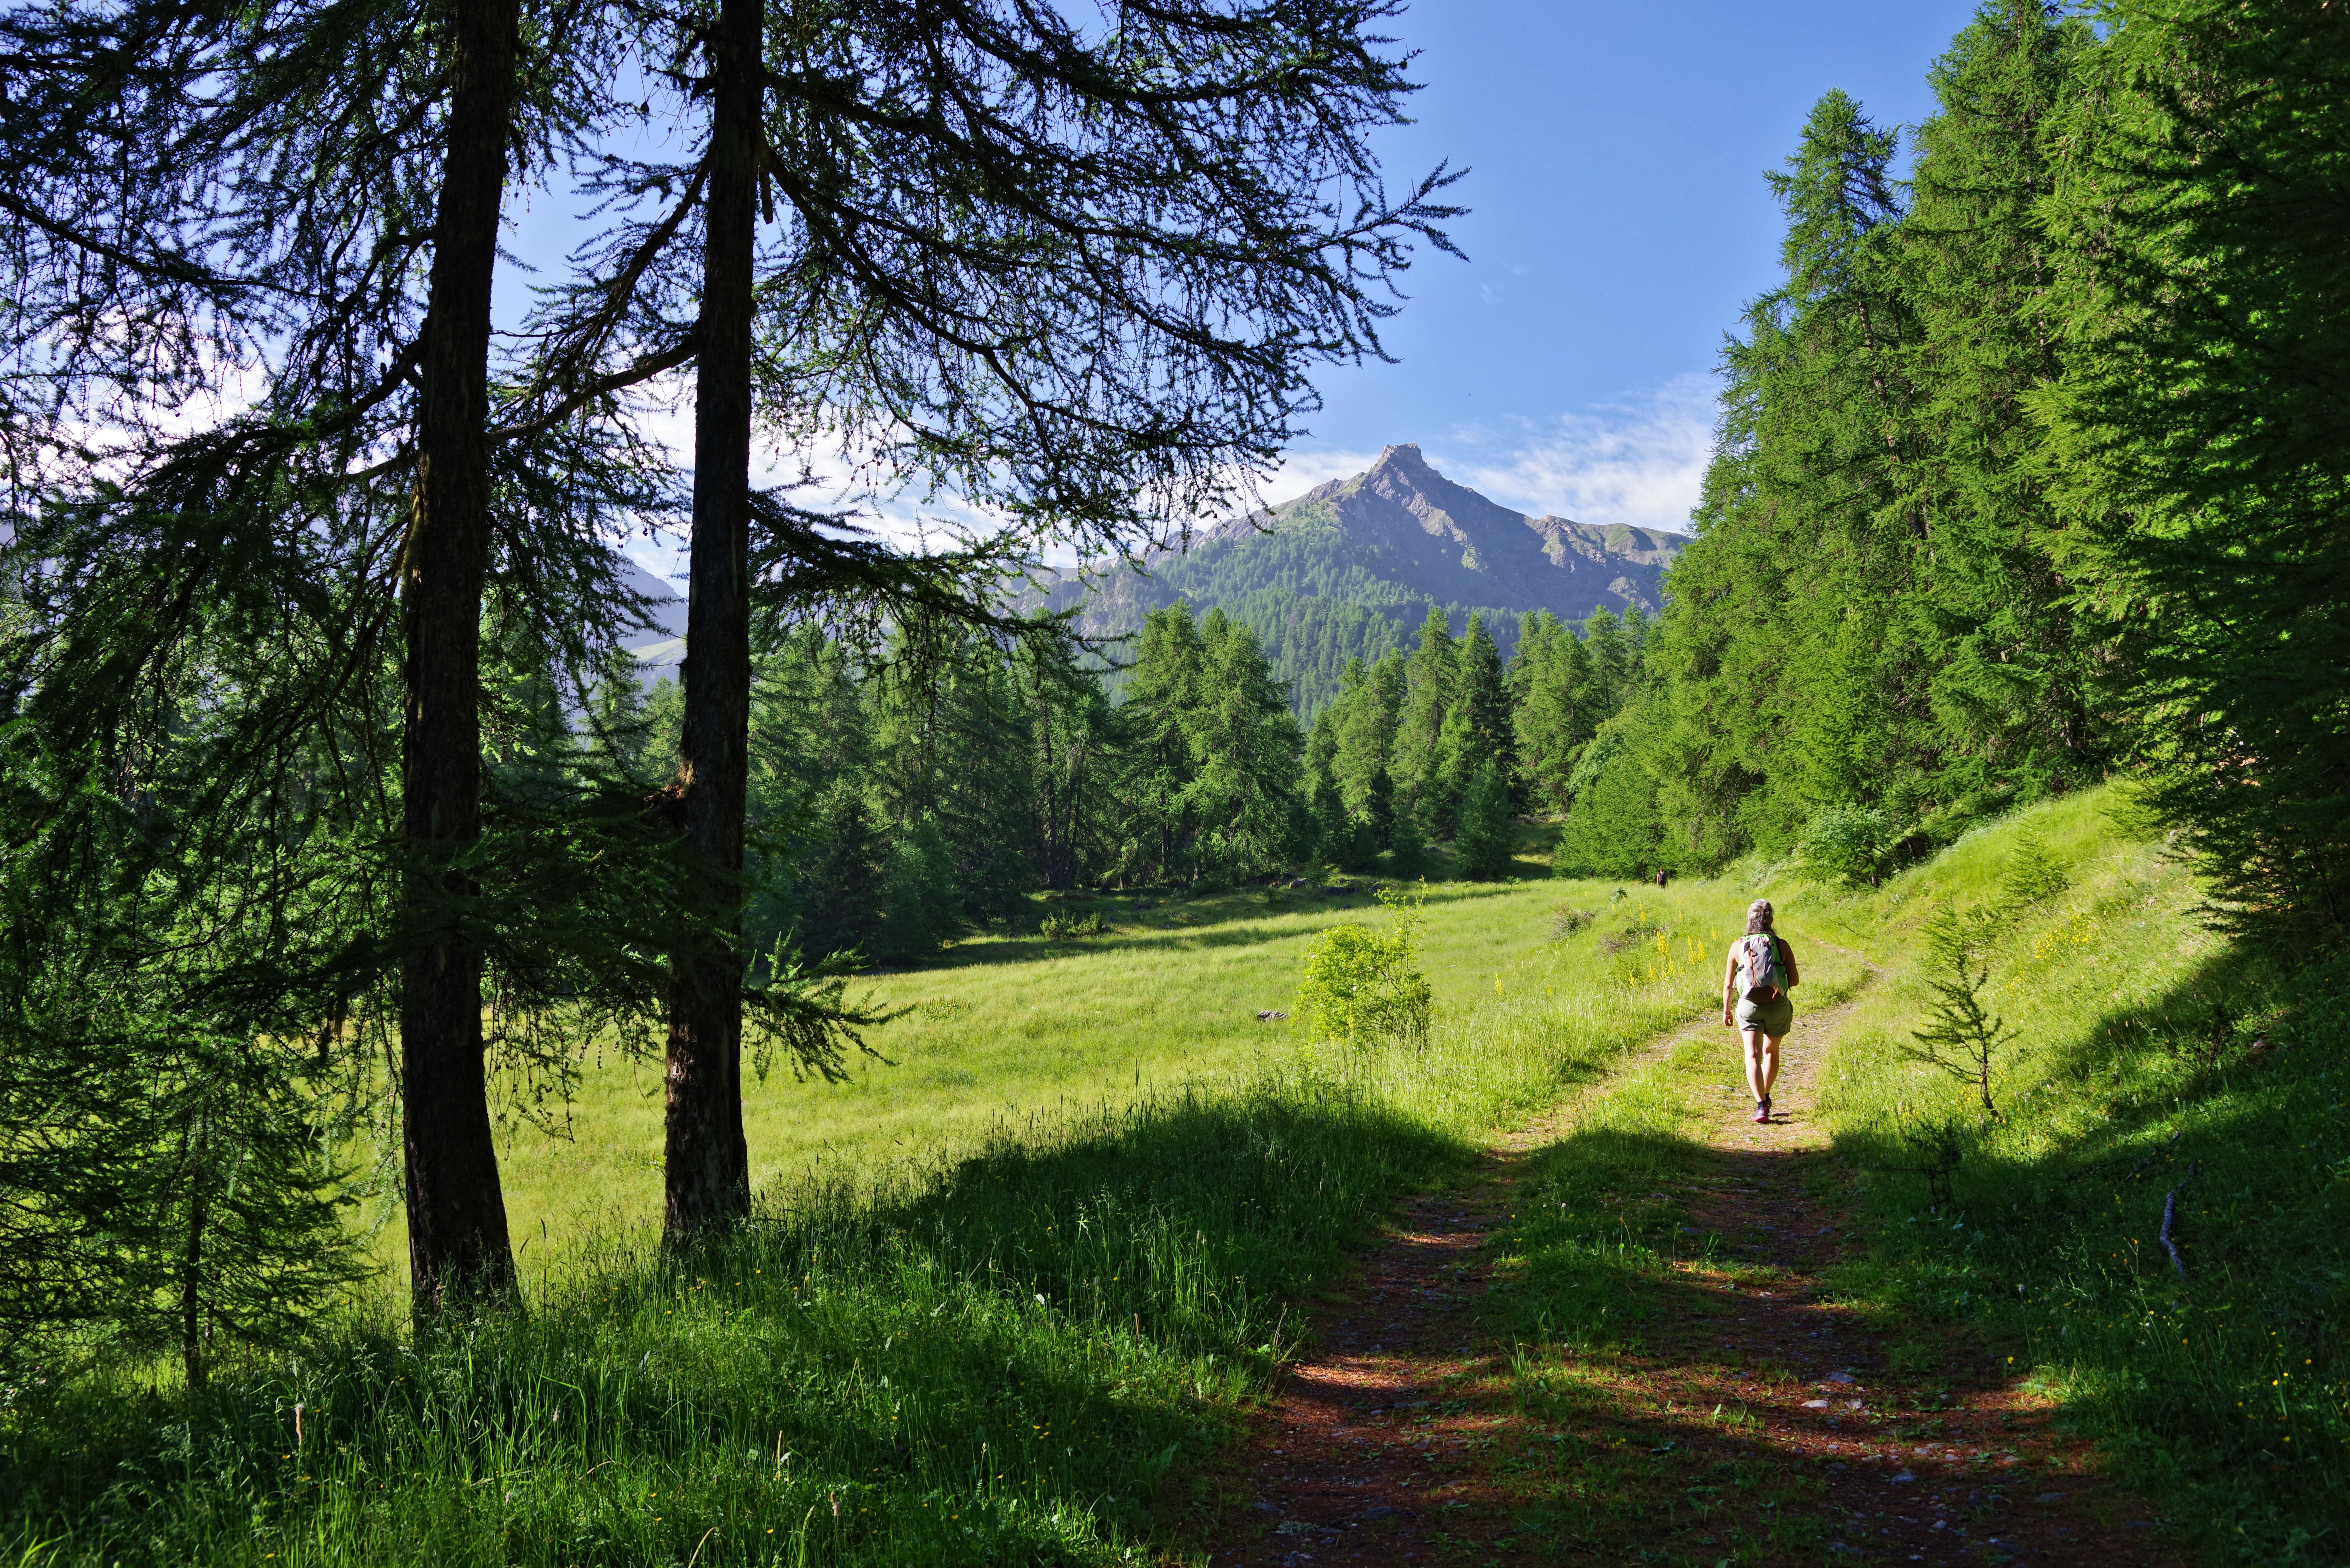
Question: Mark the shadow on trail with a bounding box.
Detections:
[1216,1116,2175,1568]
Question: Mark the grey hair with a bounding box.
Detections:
[1745,899,1775,935]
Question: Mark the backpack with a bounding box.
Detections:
[1741,934,1784,1003]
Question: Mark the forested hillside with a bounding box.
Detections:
[1031,442,1685,713]
[1549,0,2350,960]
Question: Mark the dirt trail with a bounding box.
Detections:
[1202,995,2178,1567]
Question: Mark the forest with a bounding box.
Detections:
[1552,0,2349,948]
[0,0,2344,1563]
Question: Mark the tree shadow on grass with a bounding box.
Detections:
[1809,948,2348,1563]
[902,879,1551,974]
[0,1085,1470,1568]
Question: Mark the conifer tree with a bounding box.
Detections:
[1333,651,1404,825]
[2043,0,2350,946]
[1189,610,1306,880]
[1655,89,1924,861]
[1303,708,1340,796]
[1116,604,1210,885]
[1455,761,1517,880]
[1392,608,1458,817]
[1896,0,2102,796]
[1440,613,1515,807]
[534,0,1463,1238]
[1512,612,1600,814]
[0,0,675,1318]
[1020,638,1119,892]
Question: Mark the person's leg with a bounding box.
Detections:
[1756,1033,1783,1100]
[1742,1029,1770,1101]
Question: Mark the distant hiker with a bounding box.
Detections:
[1722,899,1799,1123]
[1655,869,1669,888]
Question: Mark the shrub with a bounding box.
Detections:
[1294,886,1432,1047]
[1798,804,1896,888]
[1039,910,1108,940]
[2000,831,2070,907]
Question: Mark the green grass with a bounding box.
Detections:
[1485,788,2348,1564]
[6,798,2344,1564]
[1,860,1724,1566]
[1794,790,2350,1564]
[474,860,1566,1271]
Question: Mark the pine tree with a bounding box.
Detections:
[1188,610,1306,881]
[2043,0,2350,946]
[599,3,1461,1233]
[1020,638,1119,892]
[1455,762,1517,881]
[1512,613,1600,814]
[1115,604,1210,885]
[1303,707,1340,794]
[1440,613,1516,808]
[1391,608,1457,813]
[1332,651,1404,820]
[1652,88,1925,864]
[1896,0,2103,800]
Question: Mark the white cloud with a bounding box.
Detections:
[1252,447,1386,508]
[624,371,1726,589]
[1439,372,1720,535]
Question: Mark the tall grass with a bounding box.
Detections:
[1801,790,2348,1564]
[0,871,1749,1566]
[19,802,2327,1565]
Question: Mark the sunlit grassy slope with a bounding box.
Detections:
[9,794,2342,1566]
[479,836,1604,1268]
[1787,789,2348,1562]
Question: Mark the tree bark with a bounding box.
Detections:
[663,0,760,1244]
[401,0,521,1316]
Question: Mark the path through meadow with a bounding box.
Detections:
[1202,993,2177,1567]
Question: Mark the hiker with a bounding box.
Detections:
[1722,898,1799,1123]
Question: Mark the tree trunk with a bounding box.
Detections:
[179,1109,208,1389]
[401,0,521,1317]
[663,0,760,1244]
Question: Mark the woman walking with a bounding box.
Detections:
[1722,899,1800,1122]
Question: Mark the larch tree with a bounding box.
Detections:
[527,0,1459,1239]
[2043,0,2350,947]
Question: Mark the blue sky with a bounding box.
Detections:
[536,1,1992,575]
[1269,0,1984,528]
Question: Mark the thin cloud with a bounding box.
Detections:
[1444,373,1719,535]
[1255,447,1386,508]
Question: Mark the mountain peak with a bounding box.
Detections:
[1221,444,1689,614]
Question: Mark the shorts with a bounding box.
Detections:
[1735,992,1795,1038]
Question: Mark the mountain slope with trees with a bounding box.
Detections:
[1033,443,1686,714]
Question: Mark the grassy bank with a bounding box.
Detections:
[1484,788,2347,1564]
[1801,790,2349,1563]
[2,865,1739,1567]
[7,798,2342,1564]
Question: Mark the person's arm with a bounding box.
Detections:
[1722,944,1739,1024]
[1781,936,1800,987]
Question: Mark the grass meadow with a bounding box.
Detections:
[4,797,2343,1565]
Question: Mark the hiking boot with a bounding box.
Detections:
[1753,1098,1771,1123]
